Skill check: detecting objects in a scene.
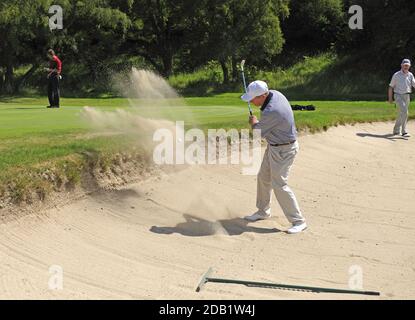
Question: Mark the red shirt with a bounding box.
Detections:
[49,55,62,75]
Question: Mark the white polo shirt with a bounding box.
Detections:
[389,70,415,94]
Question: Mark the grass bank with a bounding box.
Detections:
[0,95,413,207]
[169,53,392,100]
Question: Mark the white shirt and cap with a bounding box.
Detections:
[241,81,305,228]
[241,80,269,102]
[389,59,415,94]
[241,80,297,145]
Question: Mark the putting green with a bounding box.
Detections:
[0,95,413,171]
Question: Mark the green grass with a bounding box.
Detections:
[257,54,390,100]
[0,95,414,204]
[1,94,413,166]
[258,53,337,90]
[169,61,225,96]
[169,53,391,100]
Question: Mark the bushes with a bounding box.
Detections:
[169,53,390,100]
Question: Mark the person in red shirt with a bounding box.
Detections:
[45,49,62,108]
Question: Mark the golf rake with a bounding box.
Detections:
[196,268,380,296]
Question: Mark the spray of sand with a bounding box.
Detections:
[80,68,231,235]
[81,107,175,152]
[128,69,180,100]
[80,68,186,152]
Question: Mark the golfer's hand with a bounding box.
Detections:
[249,115,259,126]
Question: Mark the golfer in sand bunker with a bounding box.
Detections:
[242,80,307,234]
[388,58,415,137]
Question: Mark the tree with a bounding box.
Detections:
[336,0,415,74]
[53,0,131,88]
[125,0,200,77]
[189,0,289,84]
[0,0,131,94]
[0,0,49,93]
[279,0,344,65]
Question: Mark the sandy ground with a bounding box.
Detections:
[0,121,414,300]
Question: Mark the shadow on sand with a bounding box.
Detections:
[356,133,408,141]
[150,213,280,237]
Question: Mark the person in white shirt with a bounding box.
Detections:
[242,81,307,234]
[388,59,415,137]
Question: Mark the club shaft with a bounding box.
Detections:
[241,67,253,116]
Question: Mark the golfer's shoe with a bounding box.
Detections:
[287,222,307,234]
[244,210,271,222]
[402,132,410,137]
[393,131,400,136]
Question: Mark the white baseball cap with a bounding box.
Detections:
[402,59,411,66]
[241,80,269,102]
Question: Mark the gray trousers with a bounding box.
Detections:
[394,94,410,134]
[257,141,305,225]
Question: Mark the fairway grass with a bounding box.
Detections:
[0,95,414,205]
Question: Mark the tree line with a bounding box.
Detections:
[0,0,414,95]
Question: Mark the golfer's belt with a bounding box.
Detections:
[270,140,296,147]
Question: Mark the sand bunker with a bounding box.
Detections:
[0,121,414,299]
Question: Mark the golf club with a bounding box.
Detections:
[240,59,253,116]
